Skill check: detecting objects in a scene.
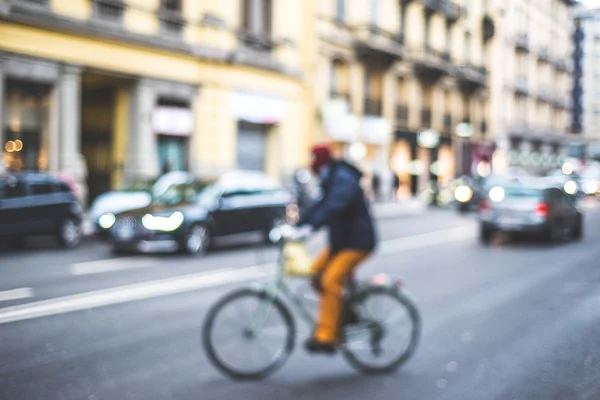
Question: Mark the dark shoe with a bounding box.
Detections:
[304,337,336,355]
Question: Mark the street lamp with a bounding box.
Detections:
[417,129,441,207]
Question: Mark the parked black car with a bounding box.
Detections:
[107,171,296,255]
[0,172,84,249]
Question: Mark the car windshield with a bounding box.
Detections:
[152,184,197,206]
[196,183,222,208]
[504,187,543,198]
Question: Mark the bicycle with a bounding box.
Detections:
[202,225,421,380]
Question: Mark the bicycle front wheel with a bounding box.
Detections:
[202,288,295,380]
[341,287,421,374]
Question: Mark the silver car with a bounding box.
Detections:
[479,181,583,244]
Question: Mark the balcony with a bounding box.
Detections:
[515,33,530,52]
[421,108,432,128]
[420,0,462,22]
[159,10,185,39]
[536,88,552,103]
[537,46,552,63]
[552,93,569,109]
[515,76,529,96]
[92,0,125,24]
[443,114,452,133]
[364,98,383,115]
[352,25,404,67]
[396,105,409,128]
[456,63,487,93]
[412,45,453,83]
[22,0,48,5]
[555,58,569,72]
[330,90,351,104]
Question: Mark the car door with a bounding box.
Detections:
[0,177,34,236]
[211,189,254,236]
[547,189,567,231]
[560,190,579,231]
[28,178,60,232]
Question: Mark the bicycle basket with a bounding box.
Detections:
[283,242,313,277]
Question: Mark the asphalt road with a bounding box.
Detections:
[2,204,600,400]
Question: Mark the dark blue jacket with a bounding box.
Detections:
[299,161,376,254]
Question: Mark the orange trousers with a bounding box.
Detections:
[311,248,371,343]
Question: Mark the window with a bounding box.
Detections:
[336,0,345,23]
[160,0,184,38]
[400,2,407,36]
[370,0,378,27]
[241,0,272,38]
[1,179,27,199]
[424,12,431,46]
[92,0,125,23]
[464,32,471,63]
[30,182,55,195]
[445,20,452,53]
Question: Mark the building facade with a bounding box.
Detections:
[0,0,311,205]
[313,0,491,200]
[487,0,574,175]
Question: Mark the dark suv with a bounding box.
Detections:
[0,172,84,249]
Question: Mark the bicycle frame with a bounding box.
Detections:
[248,238,378,344]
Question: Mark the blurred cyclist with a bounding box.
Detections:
[283,144,377,354]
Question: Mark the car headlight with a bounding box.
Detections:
[141,211,185,232]
[454,185,473,203]
[489,186,505,202]
[98,213,116,229]
[584,181,598,195]
[564,180,578,195]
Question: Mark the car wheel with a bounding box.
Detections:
[58,219,82,249]
[480,226,493,245]
[181,224,210,255]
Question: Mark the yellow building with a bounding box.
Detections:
[0,0,311,204]
[313,0,490,199]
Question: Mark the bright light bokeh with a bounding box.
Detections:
[489,186,505,202]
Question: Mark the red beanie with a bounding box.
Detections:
[310,144,333,174]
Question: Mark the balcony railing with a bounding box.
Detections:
[352,25,404,65]
[92,0,125,24]
[421,0,462,22]
[443,114,452,133]
[330,90,351,104]
[537,46,552,63]
[22,0,48,5]
[515,33,530,52]
[412,45,453,81]
[515,76,529,95]
[421,108,432,128]
[457,63,487,86]
[160,10,185,38]
[364,98,383,115]
[396,105,409,127]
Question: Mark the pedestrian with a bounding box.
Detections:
[392,172,400,201]
[372,172,381,202]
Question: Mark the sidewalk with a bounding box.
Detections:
[371,198,427,219]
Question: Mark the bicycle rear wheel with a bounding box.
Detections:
[341,287,421,374]
[202,288,295,380]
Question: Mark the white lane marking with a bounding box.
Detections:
[70,257,161,276]
[0,288,34,303]
[379,225,476,255]
[0,264,276,325]
[0,225,479,324]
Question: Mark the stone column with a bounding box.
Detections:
[124,78,159,182]
[59,64,88,203]
[0,57,5,174]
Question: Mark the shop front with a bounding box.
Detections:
[231,91,285,175]
[153,104,194,174]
